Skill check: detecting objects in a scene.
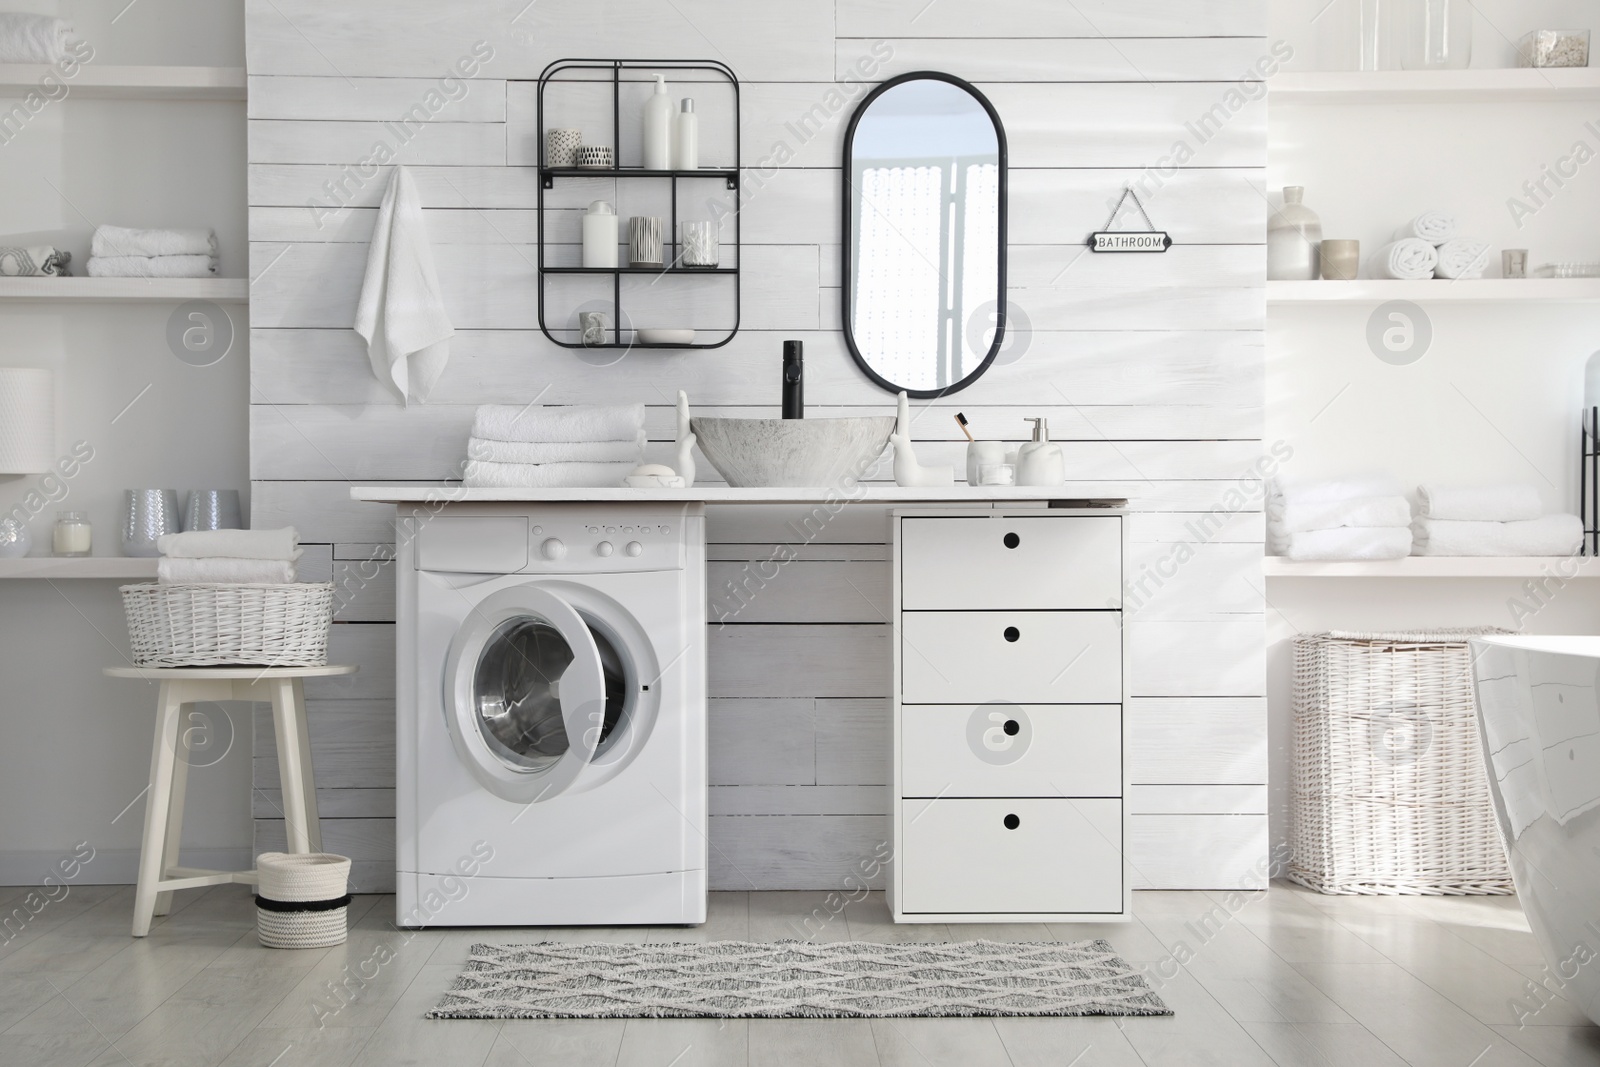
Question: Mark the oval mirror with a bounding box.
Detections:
[842,72,1007,398]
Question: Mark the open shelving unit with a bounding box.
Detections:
[0,557,157,580]
[1269,278,1600,304]
[533,58,740,351]
[1272,67,1600,104]
[0,277,247,303]
[0,64,245,100]
[1263,556,1600,579]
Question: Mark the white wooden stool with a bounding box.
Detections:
[105,665,357,937]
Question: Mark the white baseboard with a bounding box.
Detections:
[0,848,253,887]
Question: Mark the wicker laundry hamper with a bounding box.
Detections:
[1289,630,1514,895]
[256,852,352,948]
[121,583,333,667]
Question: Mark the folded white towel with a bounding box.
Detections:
[158,558,297,585]
[355,166,453,405]
[157,528,301,561]
[462,459,636,488]
[1269,477,1404,508]
[0,246,70,277]
[0,14,73,63]
[1413,515,1583,556]
[1398,211,1459,246]
[467,434,645,465]
[1281,527,1412,562]
[470,403,647,444]
[1434,238,1491,280]
[1417,484,1542,522]
[1268,496,1413,536]
[91,225,217,259]
[87,255,217,279]
[1375,239,1439,280]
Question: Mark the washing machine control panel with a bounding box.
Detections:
[515,516,684,573]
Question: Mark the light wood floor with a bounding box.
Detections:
[0,881,1595,1066]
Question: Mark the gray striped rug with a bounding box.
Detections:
[427,939,1172,1019]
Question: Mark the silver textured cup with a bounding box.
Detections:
[183,489,243,532]
[122,489,181,557]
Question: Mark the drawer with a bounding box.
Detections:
[901,611,1122,704]
[901,704,1121,798]
[900,516,1121,610]
[899,798,1123,914]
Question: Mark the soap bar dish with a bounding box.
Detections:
[625,463,686,489]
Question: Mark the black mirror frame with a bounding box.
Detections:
[840,70,1009,400]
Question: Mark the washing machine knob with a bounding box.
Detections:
[540,537,566,560]
[626,541,643,557]
[596,541,614,557]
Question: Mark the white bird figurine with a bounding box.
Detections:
[891,391,954,487]
[674,390,696,489]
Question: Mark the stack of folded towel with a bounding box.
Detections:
[463,404,646,488]
[0,13,76,63]
[155,528,301,585]
[1413,484,1583,556]
[87,225,218,279]
[1376,212,1491,280]
[1268,478,1414,560]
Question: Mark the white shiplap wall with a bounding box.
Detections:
[245,0,1267,892]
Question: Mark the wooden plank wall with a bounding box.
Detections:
[245,0,1268,891]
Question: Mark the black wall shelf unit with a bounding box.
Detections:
[533,58,740,351]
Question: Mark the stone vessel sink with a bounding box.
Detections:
[690,416,896,488]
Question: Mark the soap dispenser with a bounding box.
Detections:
[1016,418,1065,487]
[643,73,673,170]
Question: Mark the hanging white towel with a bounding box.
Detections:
[1434,238,1491,280]
[355,167,453,405]
[1397,211,1459,246]
[1375,239,1439,280]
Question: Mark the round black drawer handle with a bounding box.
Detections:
[1003,532,1020,549]
[1003,813,1021,830]
[1003,626,1020,643]
[1003,719,1020,736]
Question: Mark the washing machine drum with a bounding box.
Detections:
[444,584,638,803]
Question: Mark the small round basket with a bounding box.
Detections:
[256,852,352,949]
[120,583,334,668]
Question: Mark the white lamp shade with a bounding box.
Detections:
[0,368,54,474]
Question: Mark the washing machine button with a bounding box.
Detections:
[540,537,566,560]
[625,541,643,557]
[596,541,614,557]
[532,526,542,535]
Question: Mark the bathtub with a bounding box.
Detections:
[1471,635,1600,1026]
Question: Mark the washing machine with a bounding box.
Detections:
[395,502,707,926]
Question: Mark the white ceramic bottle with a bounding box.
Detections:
[581,200,618,268]
[675,98,698,170]
[1267,186,1322,281]
[642,73,674,170]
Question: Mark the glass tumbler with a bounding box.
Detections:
[1404,0,1471,69]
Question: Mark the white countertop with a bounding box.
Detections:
[349,485,1127,506]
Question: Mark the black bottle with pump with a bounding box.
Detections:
[782,340,803,419]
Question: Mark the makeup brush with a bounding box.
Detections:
[954,412,974,443]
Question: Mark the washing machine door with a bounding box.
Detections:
[443,585,611,804]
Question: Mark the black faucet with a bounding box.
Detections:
[782,340,803,419]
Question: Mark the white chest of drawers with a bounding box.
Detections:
[889,508,1129,923]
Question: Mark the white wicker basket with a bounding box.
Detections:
[1289,630,1514,895]
[120,583,333,668]
[256,851,351,949]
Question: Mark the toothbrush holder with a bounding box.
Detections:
[966,441,1008,485]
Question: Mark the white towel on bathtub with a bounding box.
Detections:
[1434,238,1491,280]
[1398,210,1459,246]
[1375,239,1439,280]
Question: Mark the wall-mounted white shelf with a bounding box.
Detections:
[0,277,247,303]
[1272,68,1600,105]
[1264,556,1600,578]
[0,65,244,100]
[1269,279,1600,304]
[0,557,157,580]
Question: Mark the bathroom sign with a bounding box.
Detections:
[1088,188,1171,253]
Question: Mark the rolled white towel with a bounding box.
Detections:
[1375,239,1439,280]
[470,403,646,444]
[1412,515,1583,556]
[1397,211,1459,246]
[1268,496,1413,536]
[158,557,297,585]
[1417,484,1542,523]
[1282,527,1413,562]
[1269,477,1405,508]
[0,14,73,63]
[1434,239,1491,280]
[87,255,217,279]
[158,528,301,561]
[462,459,636,488]
[91,226,217,259]
[466,434,645,465]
